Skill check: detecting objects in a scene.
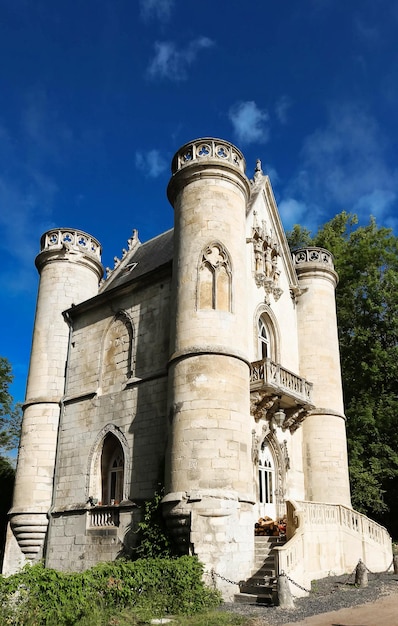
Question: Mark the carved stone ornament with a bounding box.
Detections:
[282,440,290,471]
[251,429,260,463]
[284,406,307,433]
[248,213,283,302]
[250,390,310,433]
[250,391,278,423]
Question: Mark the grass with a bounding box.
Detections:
[30,607,252,626]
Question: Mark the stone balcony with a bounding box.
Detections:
[250,358,314,432]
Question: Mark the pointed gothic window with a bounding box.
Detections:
[258,319,270,359]
[198,243,232,311]
[101,313,134,392]
[101,434,124,505]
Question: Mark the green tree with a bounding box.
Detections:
[0,356,22,566]
[287,213,398,536]
[0,356,22,454]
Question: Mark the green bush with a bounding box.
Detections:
[134,486,175,559]
[0,557,221,625]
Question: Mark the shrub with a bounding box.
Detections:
[134,486,175,559]
[0,557,221,625]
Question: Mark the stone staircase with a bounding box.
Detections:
[234,536,285,604]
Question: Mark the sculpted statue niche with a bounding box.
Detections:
[250,213,283,303]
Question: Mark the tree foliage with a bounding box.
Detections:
[0,356,22,566]
[287,213,398,535]
[0,356,22,455]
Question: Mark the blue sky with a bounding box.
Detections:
[1,0,398,404]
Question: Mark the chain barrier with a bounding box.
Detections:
[281,571,311,594]
[208,569,241,587]
[208,556,395,599]
[364,557,394,576]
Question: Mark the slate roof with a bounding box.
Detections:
[101,228,174,292]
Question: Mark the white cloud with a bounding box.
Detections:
[354,17,380,44]
[282,103,398,229]
[147,37,214,81]
[0,92,78,293]
[228,101,269,145]
[135,149,168,178]
[278,198,310,231]
[354,189,397,228]
[140,0,174,22]
[275,96,291,125]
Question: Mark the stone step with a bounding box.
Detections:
[253,555,275,566]
[234,535,285,605]
[234,585,277,604]
[251,566,276,578]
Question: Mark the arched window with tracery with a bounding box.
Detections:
[101,434,125,504]
[198,242,232,312]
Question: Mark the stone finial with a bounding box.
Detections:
[127,229,139,251]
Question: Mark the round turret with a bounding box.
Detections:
[4,229,103,573]
[164,138,254,596]
[294,247,351,506]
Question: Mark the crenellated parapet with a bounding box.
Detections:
[293,247,338,287]
[36,228,103,281]
[170,137,246,175]
[40,228,102,259]
[293,246,334,267]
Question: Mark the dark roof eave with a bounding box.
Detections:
[64,259,172,319]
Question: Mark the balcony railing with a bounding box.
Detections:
[89,506,120,528]
[250,358,313,406]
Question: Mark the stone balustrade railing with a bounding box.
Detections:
[171,138,245,175]
[275,500,392,596]
[293,247,334,268]
[250,358,313,405]
[89,506,120,528]
[40,229,102,260]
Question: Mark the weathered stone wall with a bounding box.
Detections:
[46,275,171,568]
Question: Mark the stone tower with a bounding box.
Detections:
[3,229,103,574]
[294,247,351,506]
[163,138,254,595]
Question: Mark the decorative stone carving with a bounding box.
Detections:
[284,406,307,433]
[250,391,278,422]
[248,213,282,302]
[282,440,290,471]
[251,429,260,463]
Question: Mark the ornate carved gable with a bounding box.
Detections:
[246,168,300,299]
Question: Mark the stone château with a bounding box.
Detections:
[3,138,392,599]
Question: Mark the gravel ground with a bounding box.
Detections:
[219,571,398,625]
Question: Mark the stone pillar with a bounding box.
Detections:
[294,248,351,506]
[164,138,254,598]
[3,229,103,574]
